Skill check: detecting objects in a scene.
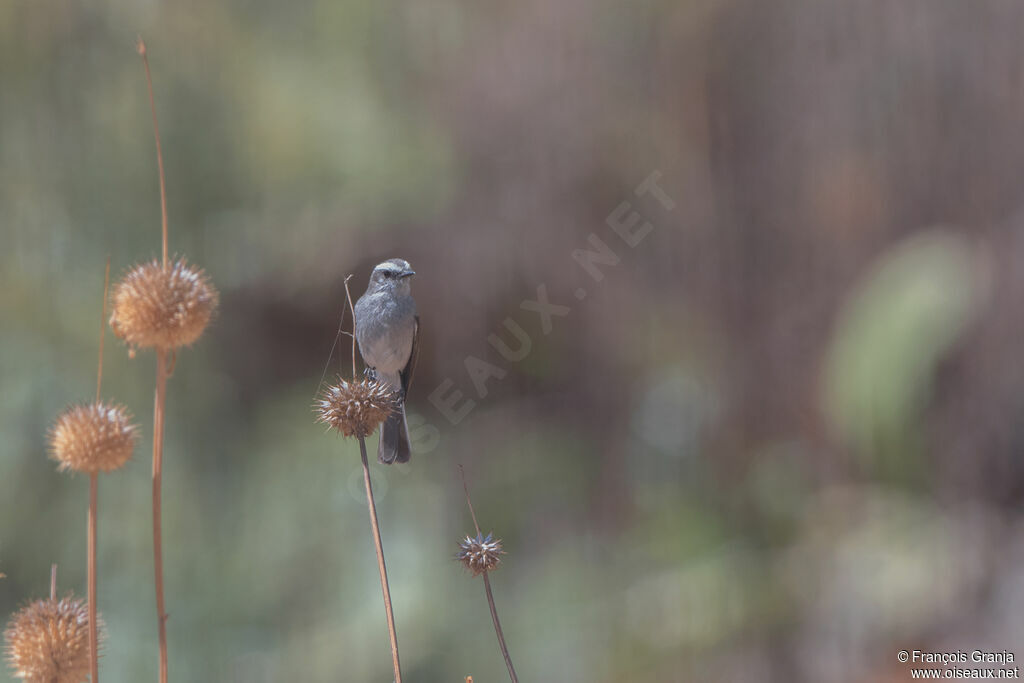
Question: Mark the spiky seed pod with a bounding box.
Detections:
[315,378,398,438]
[49,402,139,474]
[109,258,218,353]
[456,533,505,576]
[4,595,101,683]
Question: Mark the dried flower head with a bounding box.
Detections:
[456,533,504,576]
[4,595,101,683]
[316,377,397,438]
[109,258,218,353]
[49,402,139,474]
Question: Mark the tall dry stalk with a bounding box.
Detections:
[314,276,403,683]
[107,39,218,683]
[151,347,168,683]
[87,472,98,681]
[457,466,518,683]
[87,258,111,683]
[358,437,402,682]
[141,40,171,683]
[46,260,138,682]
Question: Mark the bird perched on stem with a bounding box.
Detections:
[354,258,419,464]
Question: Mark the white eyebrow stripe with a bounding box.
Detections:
[375,262,406,274]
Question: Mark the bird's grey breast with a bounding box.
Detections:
[355,290,416,380]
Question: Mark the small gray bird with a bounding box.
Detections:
[354,258,419,464]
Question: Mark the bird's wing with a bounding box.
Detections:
[400,315,419,396]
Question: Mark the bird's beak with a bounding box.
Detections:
[400,269,416,278]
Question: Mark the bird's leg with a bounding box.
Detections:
[364,367,379,383]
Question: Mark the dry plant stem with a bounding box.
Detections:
[458,465,519,683]
[139,38,171,683]
[458,465,482,537]
[88,473,99,683]
[482,573,518,683]
[152,349,169,683]
[138,39,168,267]
[50,564,58,601]
[88,257,110,683]
[316,302,349,395]
[97,258,110,401]
[358,436,402,683]
[343,274,357,379]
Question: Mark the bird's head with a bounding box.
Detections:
[368,258,416,295]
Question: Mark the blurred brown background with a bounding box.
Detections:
[3,1,1024,681]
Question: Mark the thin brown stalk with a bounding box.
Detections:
[88,256,110,683]
[458,465,482,537]
[316,301,350,396]
[139,38,171,683]
[358,436,402,683]
[50,564,57,601]
[137,38,168,267]
[482,573,517,683]
[343,274,357,380]
[88,472,99,683]
[96,257,110,403]
[315,279,357,402]
[458,466,519,683]
[152,349,169,683]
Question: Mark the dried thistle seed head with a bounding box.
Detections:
[49,402,139,474]
[109,258,218,352]
[456,533,504,576]
[4,595,101,683]
[315,378,398,438]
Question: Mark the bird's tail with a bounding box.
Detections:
[378,402,411,464]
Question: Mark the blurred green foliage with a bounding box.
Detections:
[824,231,985,478]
